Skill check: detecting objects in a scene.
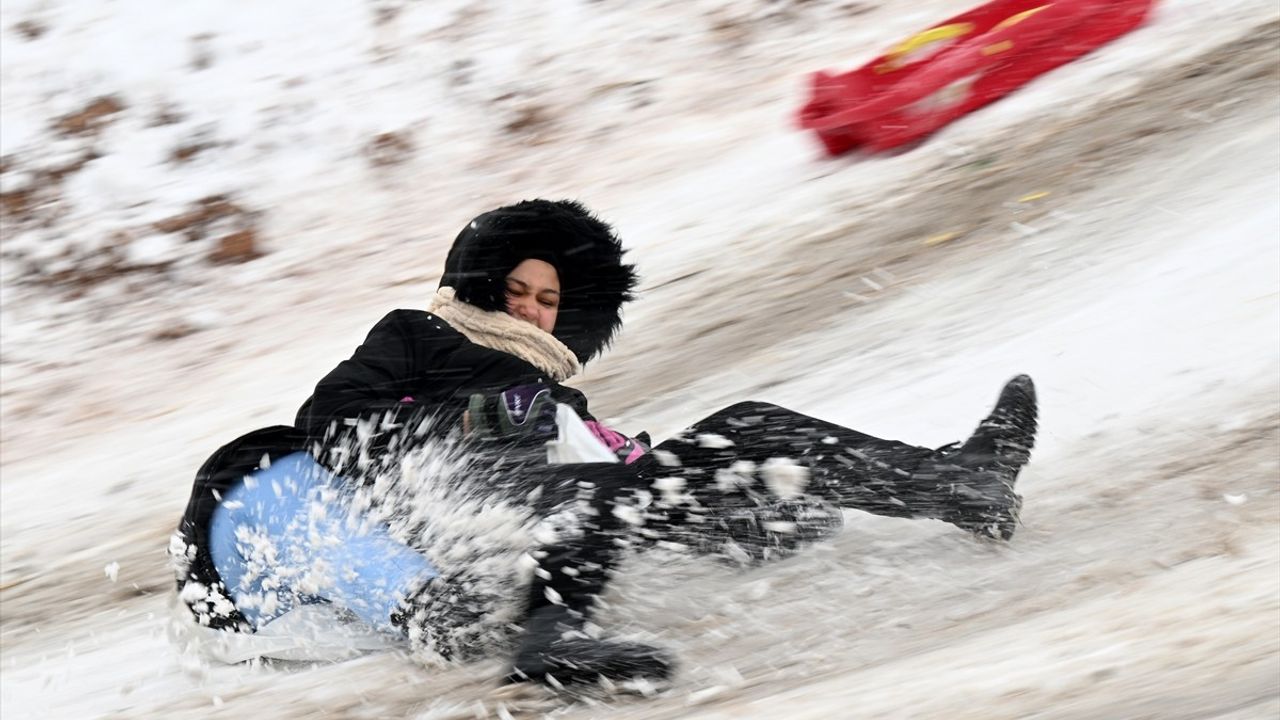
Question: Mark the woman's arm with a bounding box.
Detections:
[294,310,452,439]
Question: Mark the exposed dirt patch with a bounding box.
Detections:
[364,130,417,168]
[12,18,48,40]
[0,148,98,226]
[53,95,127,138]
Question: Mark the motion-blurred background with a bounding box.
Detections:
[2,1,1278,718]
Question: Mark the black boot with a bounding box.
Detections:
[505,604,674,686]
[916,375,1039,540]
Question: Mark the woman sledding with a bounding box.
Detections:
[172,198,1038,686]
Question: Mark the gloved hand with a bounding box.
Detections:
[465,384,558,439]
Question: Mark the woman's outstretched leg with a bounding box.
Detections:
[644,375,1038,541]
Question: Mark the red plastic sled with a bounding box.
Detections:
[797,0,1157,155]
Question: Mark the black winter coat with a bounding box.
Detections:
[172,309,597,630]
[295,309,592,443]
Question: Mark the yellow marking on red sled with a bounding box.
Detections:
[876,22,976,73]
[982,39,1015,55]
[994,4,1053,31]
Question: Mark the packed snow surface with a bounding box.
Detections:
[2,1,1278,718]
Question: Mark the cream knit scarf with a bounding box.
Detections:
[428,286,581,381]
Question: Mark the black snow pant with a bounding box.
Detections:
[521,401,942,621]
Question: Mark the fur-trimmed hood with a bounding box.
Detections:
[439,199,638,364]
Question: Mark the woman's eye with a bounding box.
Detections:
[539,299,557,308]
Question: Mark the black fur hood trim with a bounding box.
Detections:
[439,199,638,364]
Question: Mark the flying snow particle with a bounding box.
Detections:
[104,561,120,583]
[697,433,734,449]
[653,449,682,467]
[627,676,658,697]
[652,476,688,506]
[634,489,653,509]
[612,504,643,526]
[715,465,755,492]
[1223,493,1247,505]
[761,457,810,499]
[179,582,210,603]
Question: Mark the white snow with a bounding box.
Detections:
[760,458,810,500]
[2,0,1279,718]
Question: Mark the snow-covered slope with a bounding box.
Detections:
[2,1,1277,718]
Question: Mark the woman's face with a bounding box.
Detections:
[504,258,560,333]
